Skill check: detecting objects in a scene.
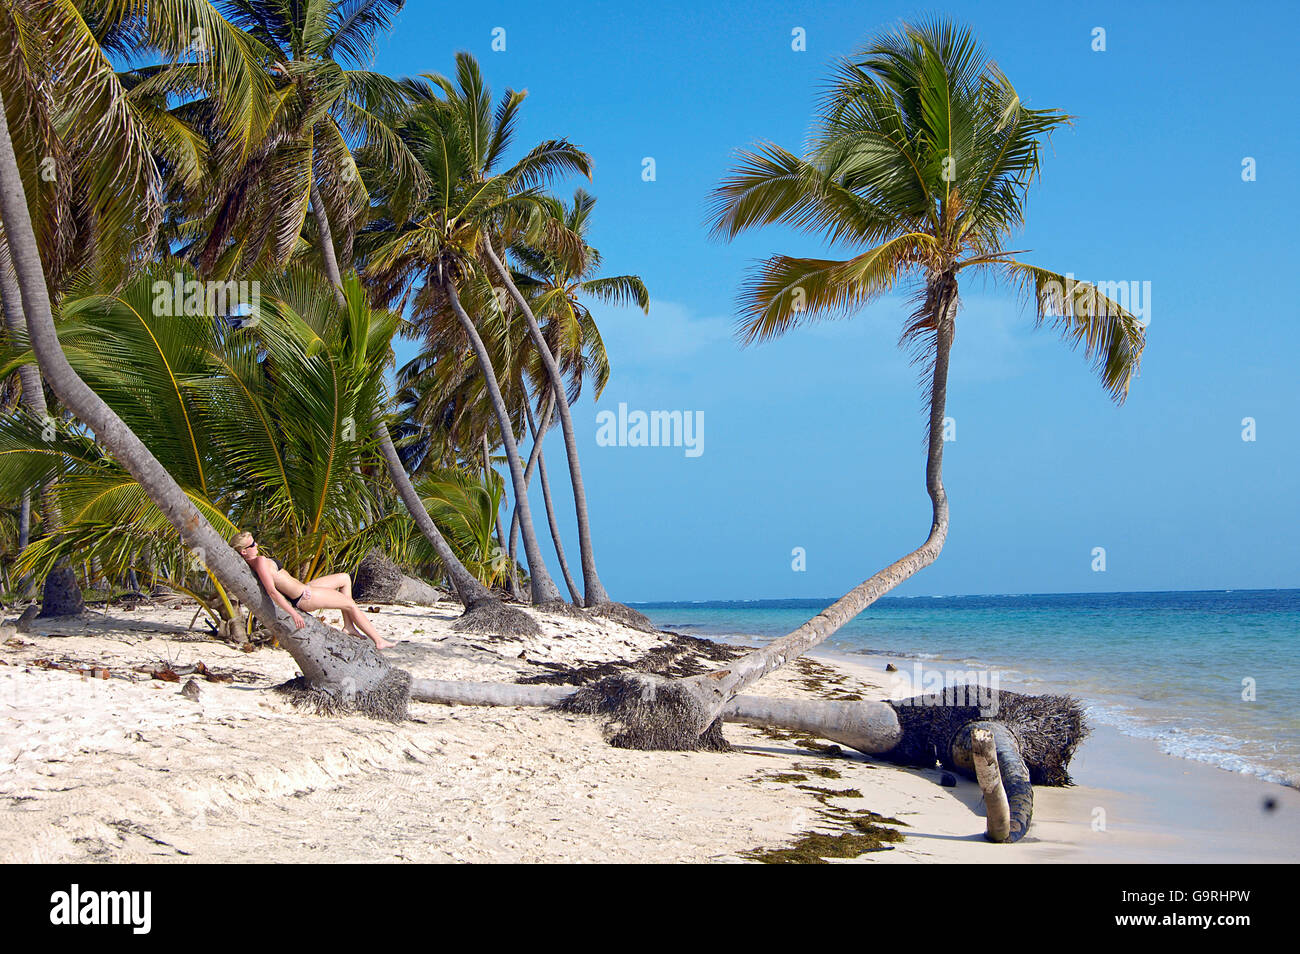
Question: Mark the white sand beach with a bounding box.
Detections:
[1,601,1295,864]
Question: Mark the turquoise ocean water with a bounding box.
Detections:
[633,589,1300,787]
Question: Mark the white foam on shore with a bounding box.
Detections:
[1083,702,1298,788]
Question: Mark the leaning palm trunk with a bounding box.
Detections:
[0,227,82,616]
[572,278,959,746]
[480,240,612,608]
[0,90,405,715]
[441,275,561,604]
[532,408,583,605]
[310,183,347,300]
[483,431,521,600]
[507,400,545,596]
[371,416,485,606]
[514,391,582,604]
[370,413,538,635]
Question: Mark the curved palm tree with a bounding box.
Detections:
[618,17,1148,743]
[0,0,273,615]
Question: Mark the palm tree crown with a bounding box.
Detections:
[710,17,1144,401]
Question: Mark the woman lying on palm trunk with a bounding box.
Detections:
[230,531,395,650]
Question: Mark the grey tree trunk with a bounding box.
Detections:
[483,431,521,600]
[525,394,582,604]
[369,420,495,608]
[0,90,406,714]
[408,679,902,754]
[15,488,31,596]
[17,488,29,551]
[508,391,548,571]
[951,721,1031,842]
[670,277,960,730]
[480,240,610,606]
[441,275,561,604]
[1,206,83,616]
[309,182,346,303]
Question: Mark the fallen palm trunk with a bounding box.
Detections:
[410,678,1084,844]
[353,550,447,606]
[881,689,1087,842]
[409,679,902,754]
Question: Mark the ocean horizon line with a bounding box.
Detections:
[628,585,1300,607]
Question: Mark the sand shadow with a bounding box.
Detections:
[26,613,197,637]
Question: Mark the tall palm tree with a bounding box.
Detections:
[188,0,425,278]
[392,265,552,600]
[616,18,1148,743]
[363,55,593,606]
[505,189,648,603]
[478,189,628,614]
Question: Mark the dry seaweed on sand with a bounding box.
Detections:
[742,807,906,864]
[749,723,848,758]
[794,762,842,779]
[756,772,809,784]
[791,656,844,693]
[520,631,742,685]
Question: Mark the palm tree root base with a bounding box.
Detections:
[535,599,586,618]
[882,688,1088,786]
[38,564,85,618]
[452,598,542,637]
[554,672,731,751]
[584,601,657,632]
[273,668,412,722]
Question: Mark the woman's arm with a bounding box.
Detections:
[250,556,305,629]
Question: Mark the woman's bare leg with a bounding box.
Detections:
[305,573,362,636]
[308,572,353,597]
[297,588,394,649]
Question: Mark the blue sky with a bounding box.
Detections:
[378,0,1300,601]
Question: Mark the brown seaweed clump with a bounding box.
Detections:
[743,809,905,864]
